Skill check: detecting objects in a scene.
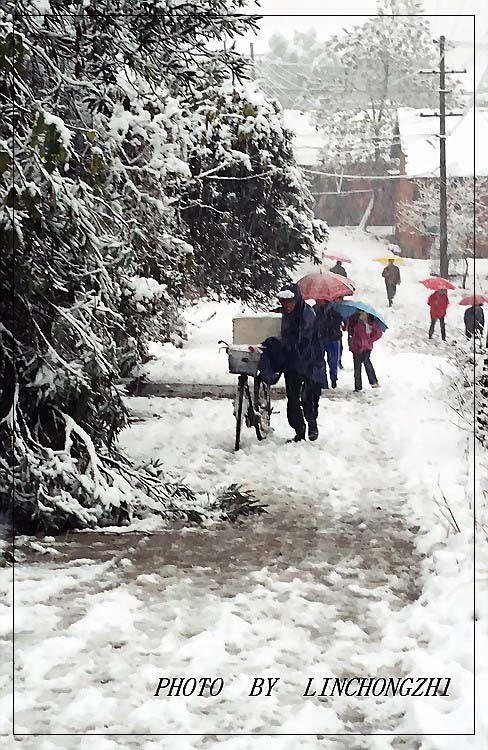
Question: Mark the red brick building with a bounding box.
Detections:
[285,107,488,258]
[393,107,488,258]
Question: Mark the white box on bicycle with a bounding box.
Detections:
[232,313,281,345]
[227,346,262,376]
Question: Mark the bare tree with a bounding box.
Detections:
[397,177,488,279]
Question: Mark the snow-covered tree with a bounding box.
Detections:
[1,1,322,532]
[311,0,462,169]
[450,341,487,448]
[397,178,488,278]
[256,29,338,110]
[184,81,327,302]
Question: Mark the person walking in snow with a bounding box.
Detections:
[344,312,382,392]
[315,300,343,388]
[464,304,484,340]
[278,284,327,442]
[382,259,401,307]
[329,260,348,278]
[428,289,449,341]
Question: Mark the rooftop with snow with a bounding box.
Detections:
[283,106,488,178]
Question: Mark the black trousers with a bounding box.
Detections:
[429,317,446,340]
[353,350,378,390]
[284,372,321,438]
[385,282,397,303]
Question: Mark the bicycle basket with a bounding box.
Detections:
[227,346,262,376]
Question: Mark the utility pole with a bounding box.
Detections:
[438,35,449,280]
[420,36,465,278]
[250,42,255,80]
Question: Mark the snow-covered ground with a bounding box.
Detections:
[3,229,486,747]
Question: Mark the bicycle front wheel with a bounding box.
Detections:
[234,375,245,451]
[254,376,272,441]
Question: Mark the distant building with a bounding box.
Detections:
[394,107,488,258]
[283,109,398,229]
[283,107,488,258]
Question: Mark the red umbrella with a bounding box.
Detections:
[323,253,352,263]
[459,294,488,306]
[298,271,355,301]
[420,277,456,291]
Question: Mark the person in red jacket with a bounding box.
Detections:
[428,289,449,341]
[345,312,383,391]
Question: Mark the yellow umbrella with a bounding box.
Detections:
[372,254,405,264]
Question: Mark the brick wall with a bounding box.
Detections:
[393,155,488,259]
[308,156,488,259]
[393,158,433,258]
[312,174,396,227]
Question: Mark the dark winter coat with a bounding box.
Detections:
[279,283,327,386]
[330,262,348,278]
[315,302,343,344]
[382,264,401,286]
[428,291,449,319]
[464,305,484,336]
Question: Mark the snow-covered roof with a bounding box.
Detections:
[397,107,488,178]
[282,109,325,166]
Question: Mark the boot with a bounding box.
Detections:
[307,420,319,441]
[287,433,305,443]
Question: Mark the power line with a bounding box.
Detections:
[303,168,436,180]
[258,62,444,108]
[256,64,300,90]
[258,56,448,90]
[312,189,374,195]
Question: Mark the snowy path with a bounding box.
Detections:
[11,386,423,737]
[6,229,480,745]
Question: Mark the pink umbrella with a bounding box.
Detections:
[298,271,355,301]
[420,277,456,291]
[323,253,352,263]
[459,294,488,306]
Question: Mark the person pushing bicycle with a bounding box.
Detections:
[277,283,327,443]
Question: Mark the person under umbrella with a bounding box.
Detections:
[277,284,327,442]
[344,312,383,392]
[464,304,484,340]
[315,300,343,388]
[428,289,449,341]
[297,270,355,301]
[329,260,348,278]
[382,259,401,307]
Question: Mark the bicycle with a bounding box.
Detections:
[219,340,272,451]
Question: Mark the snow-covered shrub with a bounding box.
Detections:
[448,340,484,437]
[449,339,488,546]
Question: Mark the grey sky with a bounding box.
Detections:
[236,0,485,51]
[234,0,488,90]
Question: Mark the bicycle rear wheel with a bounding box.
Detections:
[254,376,272,441]
[234,375,245,451]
